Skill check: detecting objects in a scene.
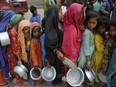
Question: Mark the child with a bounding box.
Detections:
[106,20,116,87]
[30,5,41,24]
[78,11,99,69]
[7,14,27,87]
[30,22,43,85]
[99,0,113,20]
[92,20,107,76]
[85,0,101,15]
[18,20,34,85]
[101,20,116,76]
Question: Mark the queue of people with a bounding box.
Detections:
[0,0,116,87]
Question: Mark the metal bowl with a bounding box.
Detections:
[41,66,56,82]
[98,72,106,83]
[19,64,28,72]
[0,32,10,46]
[62,57,77,69]
[30,68,42,80]
[84,68,96,83]
[14,66,26,77]
[66,67,84,87]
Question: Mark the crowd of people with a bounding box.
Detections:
[0,0,116,87]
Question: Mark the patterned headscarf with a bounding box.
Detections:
[18,20,30,62]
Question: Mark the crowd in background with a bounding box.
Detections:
[0,0,116,87]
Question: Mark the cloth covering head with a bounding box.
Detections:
[10,14,22,27]
[30,22,40,38]
[18,20,30,62]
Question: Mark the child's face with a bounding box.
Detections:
[22,26,30,35]
[87,18,98,30]
[32,26,41,38]
[99,27,106,34]
[33,10,38,15]
[109,25,116,37]
[58,8,63,22]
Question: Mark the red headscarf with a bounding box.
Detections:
[62,3,84,61]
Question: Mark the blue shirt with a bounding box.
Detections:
[40,34,46,67]
[30,14,41,24]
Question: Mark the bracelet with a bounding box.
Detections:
[87,61,91,65]
[54,48,58,53]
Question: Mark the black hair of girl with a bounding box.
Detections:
[109,20,116,29]
[109,20,116,42]
[85,10,100,27]
[31,26,41,38]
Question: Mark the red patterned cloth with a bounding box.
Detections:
[7,28,23,86]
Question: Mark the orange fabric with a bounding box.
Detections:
[0,70,4,84]
[18,20,30,62]
[30,22,40,30]
[30,39,42,68]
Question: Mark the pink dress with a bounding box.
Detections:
[62,3,84,61]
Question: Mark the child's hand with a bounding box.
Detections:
[46,61,51,68]
[17,60,22,65]
[86,61,92,69]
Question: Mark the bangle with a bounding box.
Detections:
[87,61,91,65]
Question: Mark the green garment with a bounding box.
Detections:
[93,1,101,12]
[10,14,22,27]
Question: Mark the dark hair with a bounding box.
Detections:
[109,20,116,29]
[30,5,37,13]
[94,19,108,37]
[85,11,100,26]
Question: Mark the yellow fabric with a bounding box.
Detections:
[18,20,30,62]
[92,34,104,76]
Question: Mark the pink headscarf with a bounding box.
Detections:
[62,3,84,61]
[18,20,30,62]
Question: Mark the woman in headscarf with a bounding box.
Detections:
[62,3,84,65]
[44,5,64,86]
[0,10,14,86]
[6,14,27,87]
[18,20,34,85]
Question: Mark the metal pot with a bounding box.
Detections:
[19,64,28,72]
[0,32,10,46]
[62,57,77,69]
[14,64,28,77]
[84,68,96,83]
[41,66,56,82]
[66,67,84,87]
[98,72,106,83]
[30,68,42,80]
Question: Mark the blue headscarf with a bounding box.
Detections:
[0,10,15,32]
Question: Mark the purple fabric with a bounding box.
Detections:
[0,10,14,79]
[0,10,14,67]
[0,10,15,32]
[30,14,41,24]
